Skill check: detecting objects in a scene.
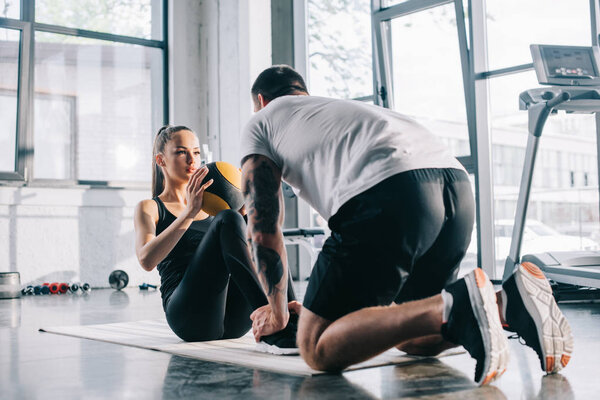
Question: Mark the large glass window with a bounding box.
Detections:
[304,0,375,240]
[307,0,373,99]
[0,0,165,183]
[371,0,600,279]
[35,0,162,40]
[486,0,591,71]
[0,0,20,19]
[34,33,162,181]
[490,71,600,277]
[0,28,20,172]
[388,4,469,157]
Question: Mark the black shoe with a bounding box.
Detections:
[441,268,510,385]
[501,262,573,373]
[256,312,299,355]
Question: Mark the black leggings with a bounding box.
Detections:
[165,210,296,342]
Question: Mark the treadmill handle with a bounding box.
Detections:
[546,91,570,109]
[530,91,571,137]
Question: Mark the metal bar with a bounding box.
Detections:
[33,23,164,48]
[18,0,34,182]
[162,0,169,124]
[454,0,476,173]
[475,63,534,80]
[352,95,375,102]
[371,0,382,106]
[371,15,391,108]
[503,133,541,280]
[457,155,475,173]
[470,0,497,277]
[591,0,599,45]
[0,18,27,29]
[374,0,452,21]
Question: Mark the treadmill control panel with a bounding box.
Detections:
[531,44,600,86]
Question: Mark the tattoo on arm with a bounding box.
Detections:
[243,157,280,234]
[255,245,284,296]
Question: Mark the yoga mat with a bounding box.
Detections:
[40,319,464,376]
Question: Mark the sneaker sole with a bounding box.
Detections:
[465,269,510,385]
[515,262,574,373]
[255,341,300,355]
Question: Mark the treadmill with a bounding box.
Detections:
[503,44,600,299]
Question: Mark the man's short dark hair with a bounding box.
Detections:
[251,65,308,103]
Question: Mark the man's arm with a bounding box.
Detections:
[241,154,289,334]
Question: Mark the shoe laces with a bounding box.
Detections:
[507,333,527,346]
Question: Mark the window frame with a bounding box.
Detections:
[371,0,600,279]
[0,0,168,187]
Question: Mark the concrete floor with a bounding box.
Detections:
[1,283,598,399]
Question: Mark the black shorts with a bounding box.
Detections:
[303,168,475,321]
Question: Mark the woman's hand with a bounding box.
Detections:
[184,166,213,217]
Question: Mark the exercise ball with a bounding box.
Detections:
[201,161,244,216]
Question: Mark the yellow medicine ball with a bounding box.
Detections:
[200,161,245,216]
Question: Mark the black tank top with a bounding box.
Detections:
[153,197,214,308]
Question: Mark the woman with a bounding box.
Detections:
[134,125,298,344]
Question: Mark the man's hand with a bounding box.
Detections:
[250,301,302,342]
[250,304,288,342]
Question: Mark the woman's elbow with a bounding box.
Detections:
[137,255,156,271]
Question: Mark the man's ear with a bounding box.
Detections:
[258,93,270,109]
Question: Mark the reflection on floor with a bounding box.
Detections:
[1,282,597,399]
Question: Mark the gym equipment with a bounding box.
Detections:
[21,286,34,295]
[0,272,21,299]
[109,270,129,290]
[283,228,326,281]
[200,161,244,216]
[138,283,157,290]
[48,282,61,294]
[34,285,50,295]
[503,44,600,298]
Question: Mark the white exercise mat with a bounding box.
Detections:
[40,319,464,376]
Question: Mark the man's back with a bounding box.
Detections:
[241,95,464,219]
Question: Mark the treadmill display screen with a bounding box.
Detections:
[542,46,598,79]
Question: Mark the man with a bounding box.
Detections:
[240,65,573,385]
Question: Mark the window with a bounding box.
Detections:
[486,0,591,71]
[489,69,600,275]
[35,0,161,40]
[388,4,469,157]
[307,0,373,100]
[0,0,19,19]
[304,0,376,238]
[0,0,166,184]
[0,28,20,172]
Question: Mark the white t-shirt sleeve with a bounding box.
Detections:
[240,114,282,168]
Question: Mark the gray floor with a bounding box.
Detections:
[1,283,598,400]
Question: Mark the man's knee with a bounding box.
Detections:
[297,307,340,371]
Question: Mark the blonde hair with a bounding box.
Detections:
[152,125,192,197]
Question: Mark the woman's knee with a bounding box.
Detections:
[168,317,224,342]
[214,209,244,226]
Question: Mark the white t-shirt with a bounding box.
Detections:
[240,95,465,220]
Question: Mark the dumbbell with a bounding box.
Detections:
[109,270,129,291]
[46,282,70,294]
[138,283,157,290]
[70,282,91,293]
[33,285,50,295]
[21,286,34,295]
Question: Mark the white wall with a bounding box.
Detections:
[1,0,271,288]
[169,0,271,164]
